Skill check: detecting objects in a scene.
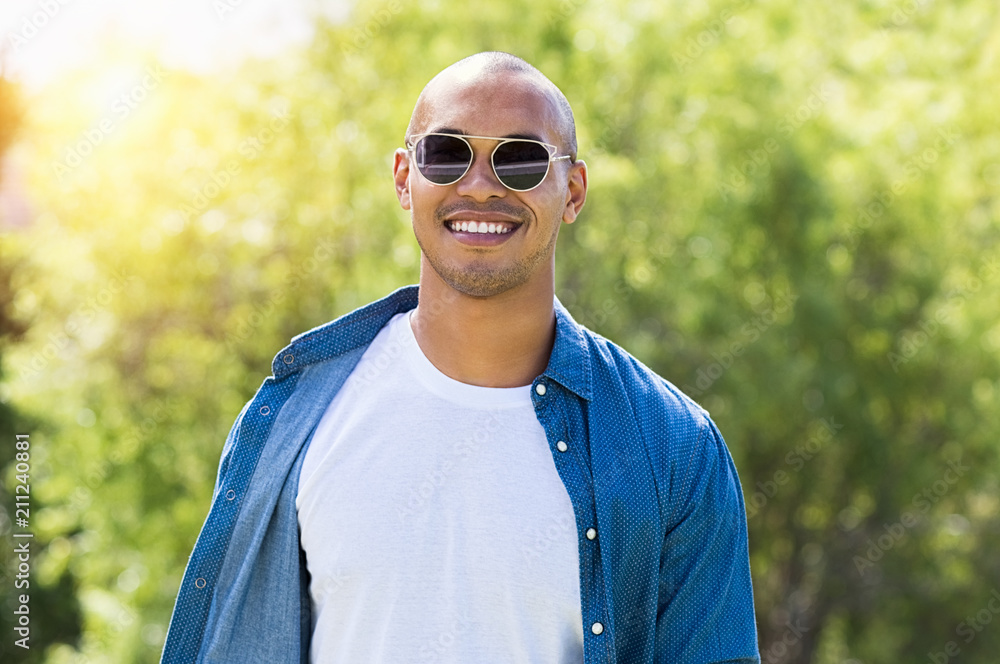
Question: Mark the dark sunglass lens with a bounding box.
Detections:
[414,135,472,185]
[493,141,551,190]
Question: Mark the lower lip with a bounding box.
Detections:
[446,224,521,246]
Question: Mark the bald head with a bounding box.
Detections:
[406,52,578,160]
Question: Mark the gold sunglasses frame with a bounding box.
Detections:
[405,132,572,192]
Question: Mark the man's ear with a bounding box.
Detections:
[562,160,588,224]
[393,148,411,210]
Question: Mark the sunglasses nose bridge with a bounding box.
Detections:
[455,138,508,195]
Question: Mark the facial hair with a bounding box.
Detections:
[414,200,558,298]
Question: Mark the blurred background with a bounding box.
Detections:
[1,0,998,662]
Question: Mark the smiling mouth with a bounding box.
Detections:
[446,220,517,234]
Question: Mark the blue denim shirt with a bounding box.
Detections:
[161,285,760,664]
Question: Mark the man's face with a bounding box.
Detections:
[393,72,587,298]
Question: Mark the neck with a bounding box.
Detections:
[410,263,557,388]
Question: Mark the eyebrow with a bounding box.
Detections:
[429,127,545,142]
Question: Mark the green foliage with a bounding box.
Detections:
[0,75,83,663]
[2,0,999,661]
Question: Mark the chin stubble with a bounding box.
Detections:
[416,211,559,298]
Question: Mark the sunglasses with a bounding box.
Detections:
[406,133,572,192]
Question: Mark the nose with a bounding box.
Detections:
[455,140,507,201]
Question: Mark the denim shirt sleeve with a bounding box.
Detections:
[655,416,759,663]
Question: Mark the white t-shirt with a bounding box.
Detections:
[296,311,584,664]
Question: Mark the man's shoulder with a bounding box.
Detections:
[267,285,419,379]
[576,323,712,436]
[574,324,735,510]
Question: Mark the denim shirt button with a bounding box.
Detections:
[556,440,568,452]
[226,490,236,501]
[260,405,271,416]
[195,578,207,589]
[282,354,294,365]
[586,527,597,540]
[535,383,547,396]
[591,622,604,635]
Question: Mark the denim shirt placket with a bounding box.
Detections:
[531,374,615,664]
[162,373,299,663]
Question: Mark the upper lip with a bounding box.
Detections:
[444,211,522,224]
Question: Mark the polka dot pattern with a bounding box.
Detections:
[160,285,759,663]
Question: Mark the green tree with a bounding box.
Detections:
[3,0,999,661]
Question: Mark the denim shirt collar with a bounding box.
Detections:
[547,293,593,401]
[269,284,592,401]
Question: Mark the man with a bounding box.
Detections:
[161,51,760,663]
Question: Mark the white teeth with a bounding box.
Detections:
[448,221,514,234]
